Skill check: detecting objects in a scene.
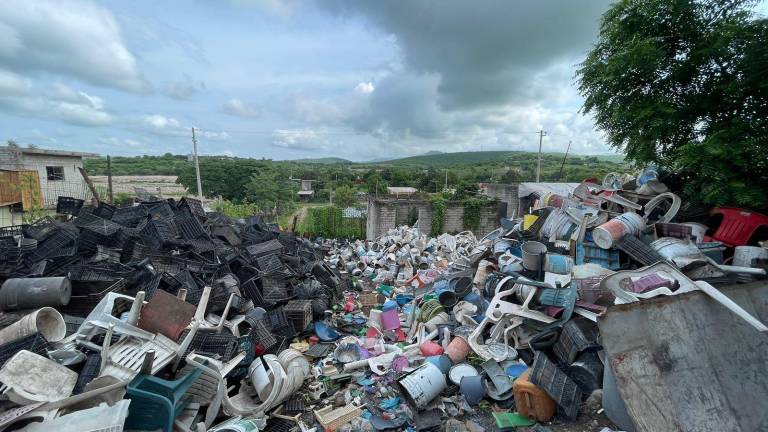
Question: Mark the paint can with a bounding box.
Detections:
[0,307,66,345]
[521,241,547,271]
[651,237,701,261]
[445,335,471,364]
[592,212,644,249]
[397,362,447,409]
[733,246,768,267]
[0,277,71,311]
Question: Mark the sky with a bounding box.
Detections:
[0,0,765,161]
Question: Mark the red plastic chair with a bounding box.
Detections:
[705,207,768,247]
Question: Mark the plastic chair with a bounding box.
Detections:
[124,366,203,432]
[706,207,768,247]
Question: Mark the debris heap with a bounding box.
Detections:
[0,174,766,432]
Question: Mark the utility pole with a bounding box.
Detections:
[536,129,548,182]
[191,127,203,203]
[557,140,572,181]
[444,170,448,191]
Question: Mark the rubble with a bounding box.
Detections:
[0,176,765,431]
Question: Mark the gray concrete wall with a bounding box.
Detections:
[483,183,519,218]
[366,197,499,239]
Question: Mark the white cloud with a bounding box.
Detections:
[135,114,230,141]
[99,136,145,148]
[0,69,30,95]
[222,98,261,118]
[272,128,330,151]
[163,75,205,100]
[0,0,147,92]
[354,81,375,94]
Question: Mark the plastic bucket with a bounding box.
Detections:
[0,307,66,345]
[459,375,487,405]
[445,335,470,363]
[651,237,700,261]
[425,355,453,374]
[733,246,768,267]
[521,241,547,271]
[397,362,447,409]
[449,363,479,386]
[682,222,708,244]
[493,240,512,257]
[592,212,644,249]
[249,357,272,401]
[448,277,473,298]
[544,254,573,275]
[424,312,450,333]
[438,291,458,309]
[380,309,400,330]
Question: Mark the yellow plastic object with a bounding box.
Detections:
[512,370,556,422]
[523,215,539,231]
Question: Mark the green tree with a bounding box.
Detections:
[333,185,358,208]
[578,0,768,209]
[244,169,294,208]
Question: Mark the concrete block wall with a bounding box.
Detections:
[367,197,500,239]
[483,183,519,218]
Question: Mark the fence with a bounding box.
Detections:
[40,181,107,208]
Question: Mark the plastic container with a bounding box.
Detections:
[419,299,445,322]
[0,307,66,344]
[513,370,556,422]
[544,254,572,275]
[438,290,458,309]
[0,277,71,311]
[397,362,446,409]
[19,400,130,432]
[380,309,400,330]
[592,212,644,249]
[733,246,768,267]
[521,241,547,271]
[448,276,473,297]
[445,335,470,363]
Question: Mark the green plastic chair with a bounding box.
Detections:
[124,366,203,432]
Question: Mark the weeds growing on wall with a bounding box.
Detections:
[298,206,365,239]
[430,195,446,236]
[462,198,486,232]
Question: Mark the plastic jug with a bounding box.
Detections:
[513,370,556,422]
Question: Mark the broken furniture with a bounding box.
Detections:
[124,365,204,432]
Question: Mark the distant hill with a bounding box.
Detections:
[291,157,352,164]
[368,150,625,168]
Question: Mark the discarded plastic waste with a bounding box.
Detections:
[0,307,66,344]
[397,362,446,409]
[0,277,71,311]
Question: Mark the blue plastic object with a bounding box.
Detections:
[314,321,340,342]
[574,241,620,270]
[506,364,528,378]
[381,300,398,311]
[125,367,204,432]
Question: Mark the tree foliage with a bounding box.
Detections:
[578,0,768,209]
[333,185,358,208]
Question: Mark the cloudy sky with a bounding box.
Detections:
[0,1,762,160]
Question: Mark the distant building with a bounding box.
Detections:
[297,179,315,200]
[386,186,418,197]
[0,146,99,209]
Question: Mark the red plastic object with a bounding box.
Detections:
[705,207,768,247]
[420,340,444,356]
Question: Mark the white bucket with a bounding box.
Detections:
[733,246,768,267]
[682,222,708,244]
[397,362,446,409]
[651,237,701,261]
[0,307,66,345]
[593,212,645,249]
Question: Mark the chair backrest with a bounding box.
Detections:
[711,207,768,246]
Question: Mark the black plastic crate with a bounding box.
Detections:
[175,210,208,240]
[56,196,85,216]
[73,352,101,394]
[112,205,149,227]
[60,279,127,317]
[140,219,178,249]
[93,202,116,219]
[142,201,175,220]
[27,229,77,262]
[529,352,582,420]
[246,239,284,259]
[24,217,60,241]
[180,330,240,361]
[0,225,27,238]
[616,235,666,266]
[177,197,205,220]
[0,333,50,368]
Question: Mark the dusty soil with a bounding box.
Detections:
[91,175,188,196]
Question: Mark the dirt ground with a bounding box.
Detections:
[91,175,188,197]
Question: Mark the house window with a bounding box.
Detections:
[46,166,65,181]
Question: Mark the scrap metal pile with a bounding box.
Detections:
[0,170,766,431]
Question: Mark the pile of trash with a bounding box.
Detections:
[0,196,347,432]
[0,170,766,432]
